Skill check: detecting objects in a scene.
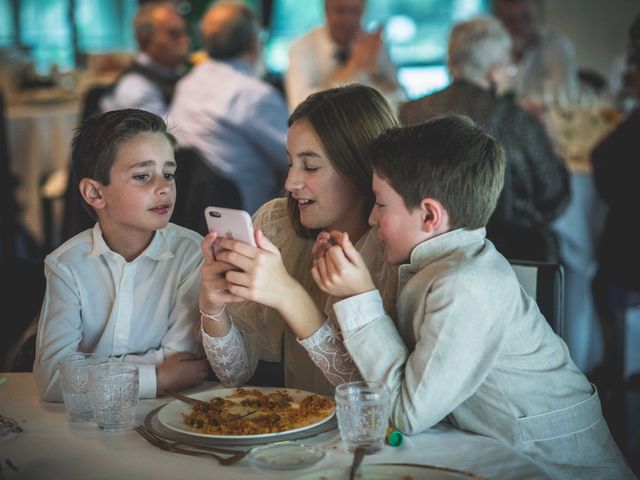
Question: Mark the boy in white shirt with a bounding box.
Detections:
[34,109,209,401]
[312,115,633,479]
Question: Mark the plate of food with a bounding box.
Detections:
[157,387,336,440]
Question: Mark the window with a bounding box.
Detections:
[263,0,488,99]
[0,0,136,75]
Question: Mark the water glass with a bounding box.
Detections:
[58,353,108,422]
[88,362,139,432]
[335,381,391,454]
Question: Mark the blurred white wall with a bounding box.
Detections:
[544,0,639,81]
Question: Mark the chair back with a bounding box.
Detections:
[80,84,112,121]
[510,260,565,339]
[172,147,243,236]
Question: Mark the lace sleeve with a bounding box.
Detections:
[202,319,257,387]
[297,319,362,386]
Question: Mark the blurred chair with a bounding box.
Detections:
[510,260,565,339]
[0,258,45,371]
[172,147,243,236]
[0,88,18,259]
[79,83,113,121]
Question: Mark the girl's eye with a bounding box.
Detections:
[164,172,175,181]
[375,202,385,208]
[304,166,319,172]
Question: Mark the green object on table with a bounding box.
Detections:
[0,377,6,385]
[387,430,403,447]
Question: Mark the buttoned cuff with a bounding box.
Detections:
[138,363,158,398]
[333,290,384,335]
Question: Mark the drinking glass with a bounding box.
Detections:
[335,381,391,454]
[88,362,139,432]
[58,353,108,422]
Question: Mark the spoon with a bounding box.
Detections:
[349,447,366,480]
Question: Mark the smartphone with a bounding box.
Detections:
[204,206,256,258]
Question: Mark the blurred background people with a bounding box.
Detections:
[285,0,405,111]
[169,1,288,214]
[399,16,569,262]
[494,0,578,113]
[100,2,190,118]
[591,14,640,383]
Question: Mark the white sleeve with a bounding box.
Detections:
[297,319,361,386]
[202,319,257,387]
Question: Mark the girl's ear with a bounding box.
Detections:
[79,178,106,210]
[420,197,450,234]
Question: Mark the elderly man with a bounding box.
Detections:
[399,16,569,263]
[100,2,190,117]
[494,0,578,109]
[285,0,404,111]
[168,1,288,214]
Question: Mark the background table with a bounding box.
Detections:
[6,100,79,247]
[0,373,548,479]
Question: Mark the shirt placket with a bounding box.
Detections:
[113,261,137,355]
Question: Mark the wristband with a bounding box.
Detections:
[200,305,227,322]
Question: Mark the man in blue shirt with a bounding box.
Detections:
[168,2,289,214]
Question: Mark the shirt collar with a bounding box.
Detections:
[136,52,185,78]
[400,228,487,275]
[88,223,174,262]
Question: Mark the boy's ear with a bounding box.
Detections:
[79,178,106,210]
[419,197,448,234]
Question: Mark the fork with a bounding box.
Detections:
[135,425,249,466]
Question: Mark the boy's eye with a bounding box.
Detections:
[133,173,150,182]
[375,201,385,208]
[304,166,319,172]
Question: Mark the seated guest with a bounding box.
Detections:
[285,0,405,111]
[100,2,190,117]
[400,16,569,262]
[34,109,208,402]
[591,15,640,381]
[494,0,578,112]
[311,115,634,480]
[169,1,288,214]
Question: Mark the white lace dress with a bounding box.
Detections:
[202,197,398,395]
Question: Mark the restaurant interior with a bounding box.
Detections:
[1,0,639,478]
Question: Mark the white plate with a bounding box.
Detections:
[294,463,486,479]
[157,387,335,440]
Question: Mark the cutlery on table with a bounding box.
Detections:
[135,425,249,466]
[348,447,366,480]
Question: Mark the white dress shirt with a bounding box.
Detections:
[33,223,204,401]
[285,25,405,111]
[169,59,289,214]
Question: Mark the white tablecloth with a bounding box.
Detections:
[6,101,79,246]
[0,373,548,479]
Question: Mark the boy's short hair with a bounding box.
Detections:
[71,108,177,219]
[370,114,505,230]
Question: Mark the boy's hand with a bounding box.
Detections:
[156,352,209,396]
[311,231,376,297]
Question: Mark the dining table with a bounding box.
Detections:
[0,372,549,479]
[5,97,80,247]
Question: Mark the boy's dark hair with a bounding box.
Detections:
[370,114,505,230]
[71,108,177,219]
